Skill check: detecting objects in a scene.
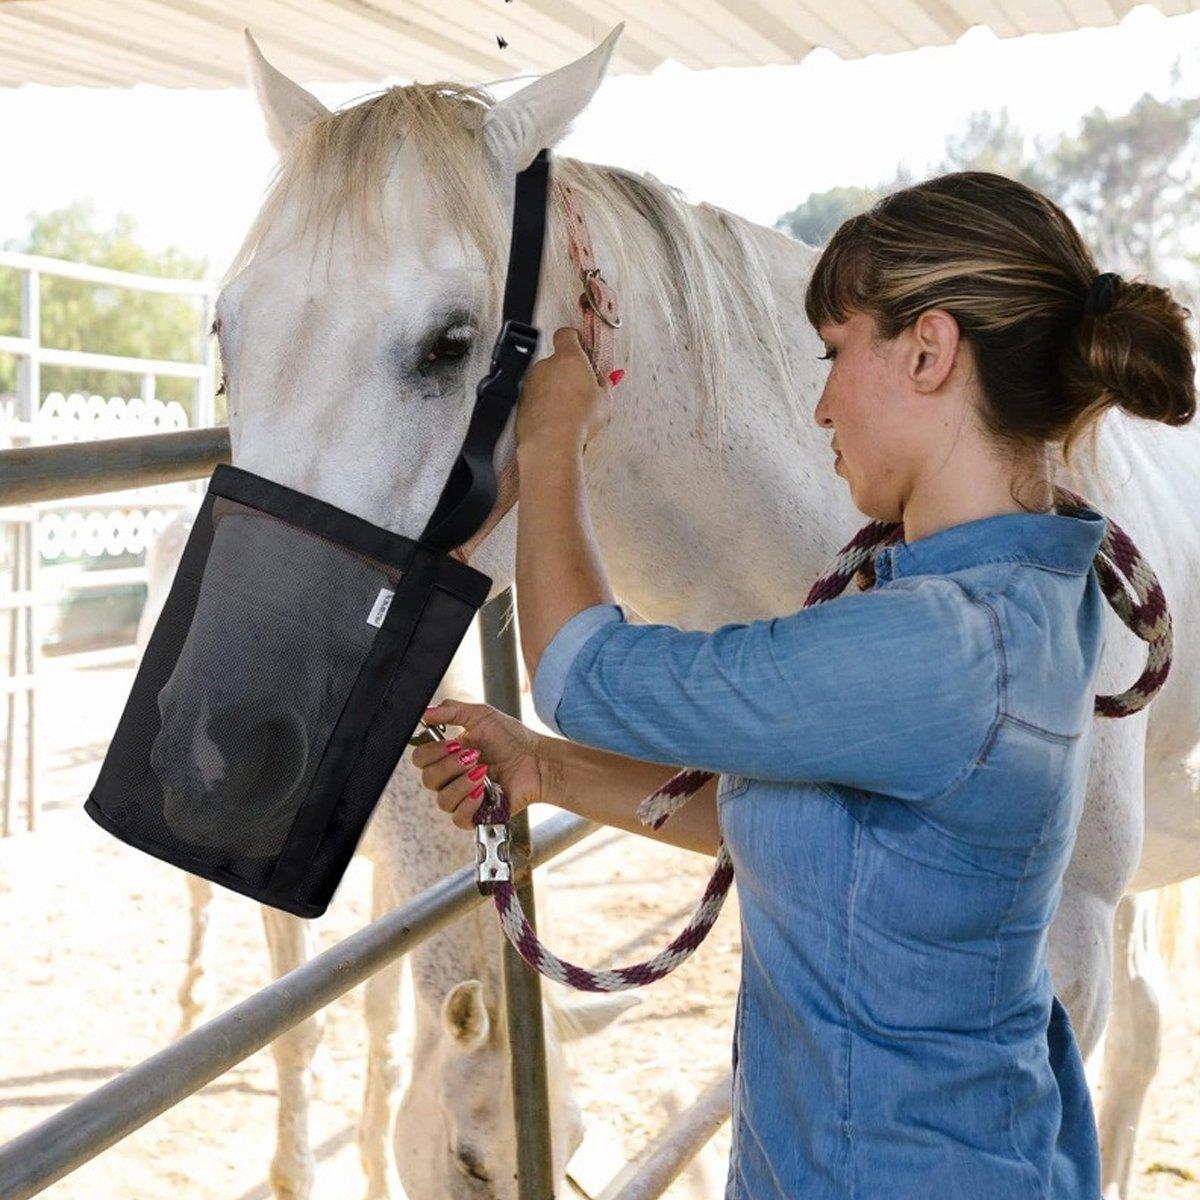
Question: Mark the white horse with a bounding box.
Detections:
[206,21,1197,1199]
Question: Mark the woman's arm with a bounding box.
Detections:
[540,735,722,858]
[511,327,998,806]
[515,432,615,676]
[512,325,619,681]
[528,578,1001,804]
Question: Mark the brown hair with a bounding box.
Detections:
[804,171,1196,488]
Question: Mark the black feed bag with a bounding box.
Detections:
[85,148,552,918]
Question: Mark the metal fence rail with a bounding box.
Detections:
[0,811,597,1200]
[0,429,732,1200]
[600,1072,732,1200]
[0,427,230,506]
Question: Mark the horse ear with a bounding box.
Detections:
[243,27,330,158]
[547,990,642,1043]
[441,979,491,1052]
[482,22,624,176]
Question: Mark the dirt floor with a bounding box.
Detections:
[0,654,1196,1199]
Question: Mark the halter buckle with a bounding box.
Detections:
[580,267,623,329]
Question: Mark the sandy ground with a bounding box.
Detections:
[0,654,1195,1200]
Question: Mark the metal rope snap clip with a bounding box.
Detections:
[474,775,511,894]
[410,720,512,894]
[475,830,512,896]
[408,718,448,748]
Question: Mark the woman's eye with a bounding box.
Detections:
[817,348,836,361]
[421,327,474,370]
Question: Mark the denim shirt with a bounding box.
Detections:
[531,507,1108,1200]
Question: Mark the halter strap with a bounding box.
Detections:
[419,148,551,556]
[444,166,626,566]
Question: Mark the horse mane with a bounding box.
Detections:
[221,79,807,446]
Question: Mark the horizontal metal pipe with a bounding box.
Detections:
[0,427,230,506]
[598,1072,732,1200]
[0,338,209,379]
[0,810,599,1200]
[0,250,216,296]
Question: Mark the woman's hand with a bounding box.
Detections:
[414,698,550,830]
[516,326,613,452]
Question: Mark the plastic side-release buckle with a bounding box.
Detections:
[475,822,512,894]
[487,319,539,379]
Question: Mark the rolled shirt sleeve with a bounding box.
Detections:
[531,602,626,736]
[529,580,1001,804]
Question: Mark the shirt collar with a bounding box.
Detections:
[872,505,1107,584]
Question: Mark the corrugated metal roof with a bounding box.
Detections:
[0,0,1194,89]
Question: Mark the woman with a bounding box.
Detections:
[414,171,1196,1199]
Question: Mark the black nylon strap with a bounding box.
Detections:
[419,147,551,554]
[499,146,551,327]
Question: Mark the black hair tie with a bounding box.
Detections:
[1083,271,1122,318]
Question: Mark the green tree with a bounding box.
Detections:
[1038,90,1200,290]
[773,63,1200,314]
[774,183,898,248]
[0,200,219,413]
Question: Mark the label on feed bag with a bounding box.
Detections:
[366,587,395,628]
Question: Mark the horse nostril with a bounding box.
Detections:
[155,700,312,854]
[453,1144,491,1183]
[214,708,310,801]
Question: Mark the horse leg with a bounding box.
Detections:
[358,863,405,1200]
[262,907,324,1200]
[175,874,214,1037]
[1098,890,1167,1200]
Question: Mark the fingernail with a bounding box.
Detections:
[444,740,461,753]
[467,763,488,782]
[470,783,486,800]
[458,748,480,765]
[608,368,625,386]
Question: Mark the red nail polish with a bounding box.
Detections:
[459,749,480,765]
[470,783,485,800]
[468,763,488,782]
[608,368,625,386]
[445,740,461,753]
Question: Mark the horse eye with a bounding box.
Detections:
[420,325,474,372]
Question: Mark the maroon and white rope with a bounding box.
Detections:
[477,486,1173,990]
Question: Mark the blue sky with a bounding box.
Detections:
[2,4,1198,277]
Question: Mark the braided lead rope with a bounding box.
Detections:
[469,770,734,992]
[478,487,1173,990]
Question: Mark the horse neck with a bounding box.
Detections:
[578,195,861,630]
